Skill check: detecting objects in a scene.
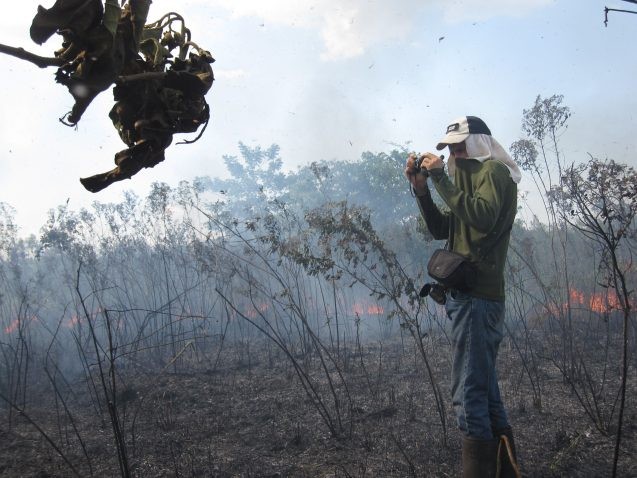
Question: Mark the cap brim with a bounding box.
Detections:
[436,132,469,150]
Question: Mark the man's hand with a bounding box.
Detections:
[404,152,444,196]
[419,152,445,172]
[404,153,428,195]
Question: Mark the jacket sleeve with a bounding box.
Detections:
[415,184,450,240]
[429,163,507,233]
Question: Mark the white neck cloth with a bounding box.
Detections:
[447,134,522,184]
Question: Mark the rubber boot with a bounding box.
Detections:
[462,436,499,478]
[493,427,520,478]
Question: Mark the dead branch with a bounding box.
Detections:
[0,43,64,68]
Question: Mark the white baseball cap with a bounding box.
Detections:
[436,116,492,150]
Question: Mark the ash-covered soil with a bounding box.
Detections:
[1,340,635,477]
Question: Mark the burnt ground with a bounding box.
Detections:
[0,338,635,478]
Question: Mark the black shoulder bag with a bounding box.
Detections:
[426,224,512,292]
[427,248,477,291]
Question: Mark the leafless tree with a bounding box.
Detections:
[550,157,636,477]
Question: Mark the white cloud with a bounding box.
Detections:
[5,1,554,61]
[439,0,555,24]
[193,0,423,60]
[185,0,317,27]
[214,69,247,80]
[319,6,363,60]
[195,0,553,60]
[318,2,420,61]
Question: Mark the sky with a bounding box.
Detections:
[0,0,635,236]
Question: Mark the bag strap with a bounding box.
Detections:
[444,218,454,251]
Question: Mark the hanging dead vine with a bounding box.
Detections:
[0,0,215,192]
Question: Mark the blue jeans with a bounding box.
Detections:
[446,290,509,439]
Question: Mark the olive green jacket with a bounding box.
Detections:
[416,158,517,301]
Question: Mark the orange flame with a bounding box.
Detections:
[569,288,585,305]
[244,302,269,319]
[3,316,37,334]
[64,315,82,328]
[352,303,384,316]
[3,319,21,334]
[587,290,622,313]
[546,289,628,316]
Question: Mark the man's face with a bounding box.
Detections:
[449,141,468,159]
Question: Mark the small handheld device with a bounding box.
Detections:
[414,154,445,176]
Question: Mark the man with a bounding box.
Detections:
[404,116,521,478]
